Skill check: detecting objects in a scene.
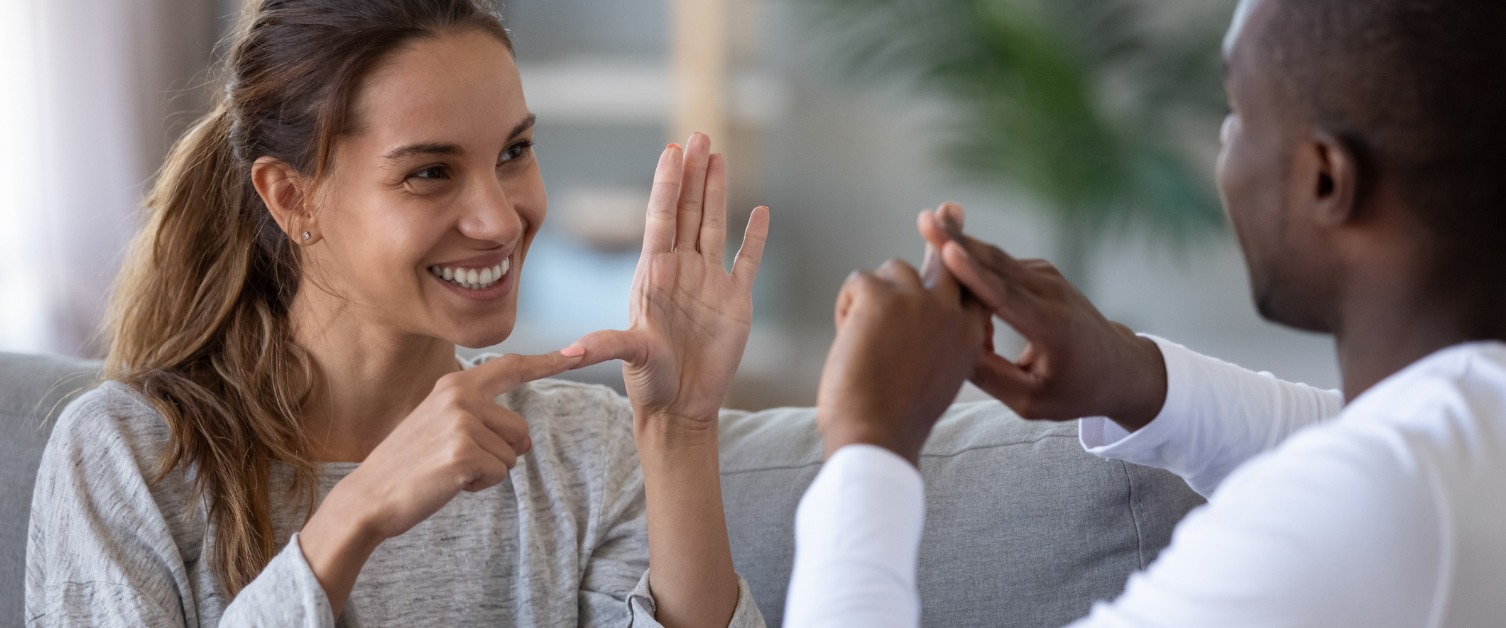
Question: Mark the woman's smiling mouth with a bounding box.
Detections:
[429,258,511,291]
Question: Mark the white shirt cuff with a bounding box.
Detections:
[1079,335,1202,457]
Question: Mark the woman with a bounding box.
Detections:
[24,1,770,626]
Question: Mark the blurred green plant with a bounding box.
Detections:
[802,0,1233,279]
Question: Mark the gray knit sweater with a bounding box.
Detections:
[25,368,763,627]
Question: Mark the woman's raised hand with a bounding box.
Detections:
[568,133,770,432]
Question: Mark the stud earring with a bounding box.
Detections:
[301,231,311,242]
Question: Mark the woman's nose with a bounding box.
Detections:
[457,180,524,245]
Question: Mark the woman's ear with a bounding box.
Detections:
[251,156,318,244]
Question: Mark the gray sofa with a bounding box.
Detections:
[1,352,1203,627]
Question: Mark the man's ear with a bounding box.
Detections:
[251,156,317,243]
[1300,131,1360,228]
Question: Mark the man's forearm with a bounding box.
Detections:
[786,445,925,628]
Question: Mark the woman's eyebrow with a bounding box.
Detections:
[380,114,536,165]
[381,142,462,165]
[507,114,537,140]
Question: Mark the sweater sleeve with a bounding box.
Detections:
[1078,336,1345,496]
[576,392,765,627]
[25,385,335,627]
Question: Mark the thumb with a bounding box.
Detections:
[970,351,1043,416]
[564,329,650,369]
[470,351,584,398]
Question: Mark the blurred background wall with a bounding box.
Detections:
[0,0,1338,409]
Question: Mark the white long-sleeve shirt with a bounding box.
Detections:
[786,337,1506,627]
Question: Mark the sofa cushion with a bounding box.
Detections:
[718,402,1204,627]
[0,352,101,622]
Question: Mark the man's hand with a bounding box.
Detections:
[917,206,1168,432]
[817,257,988,466]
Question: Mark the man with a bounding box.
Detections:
[787,0,1506,625]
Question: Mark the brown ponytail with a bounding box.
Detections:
[103,0,512,597]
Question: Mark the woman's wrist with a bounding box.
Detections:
[634,408,720,453]
[632,409,739,628]
[298,483,384,617]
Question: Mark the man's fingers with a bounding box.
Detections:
[643,144,684,255]
[875,258,924,290]
[563,329,650,369]
[834,269,878,330]
[936,202,965,235]
[675,133,712,249]
[921,240,941,284]
[941,241,1045,337]
[916,210,967,304]
[918,210,947,286]
[970,351,1043,415]
[1017,342,1040,368]
[469,352,584,398]
[699,153,729,262]
[732,206,771,289]
[930,264,966,310]
[952,236,1046,296]
[917,204,966,250]
[917,210,952,252]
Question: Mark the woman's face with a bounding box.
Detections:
[307,29,544,348]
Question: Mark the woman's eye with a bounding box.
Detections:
[410,165,449,180]
[499,140,534,165]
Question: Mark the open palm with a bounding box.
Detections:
[570,134,770,428]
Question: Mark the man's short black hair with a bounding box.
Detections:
[1258,0,1506,266]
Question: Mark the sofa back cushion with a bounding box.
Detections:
[718,401,1204,627]
[0,353,100,623]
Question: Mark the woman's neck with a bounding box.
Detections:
[289,290,462,463]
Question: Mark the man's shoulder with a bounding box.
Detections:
[1340,341,1506,451]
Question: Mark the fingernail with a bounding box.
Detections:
[560,345,585,358]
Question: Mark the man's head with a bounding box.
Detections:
[1216,0,1506,333]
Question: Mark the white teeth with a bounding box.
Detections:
[429,259,512,290]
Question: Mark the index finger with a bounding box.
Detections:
[467,351,584,398]
[949,235,1047,295]
[917,204,965,253]
[941,241,1048,338]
